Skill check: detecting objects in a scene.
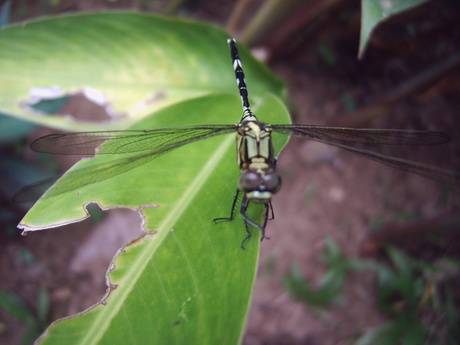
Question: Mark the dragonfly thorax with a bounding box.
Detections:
[238,169,281,202]
[236,117,280,202]
[237,120,276,170]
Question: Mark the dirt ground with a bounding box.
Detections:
[1,2,460,345]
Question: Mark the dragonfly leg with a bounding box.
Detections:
[212,189,241,223]
[240,197,272,248]
[240,196,252,249]
[261,202,271,240]
[267,200,275,221]
[213,188,272,248]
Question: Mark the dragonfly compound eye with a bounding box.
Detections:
[262,173,282,194]
[238,171,262,192]
[238,171,282,194]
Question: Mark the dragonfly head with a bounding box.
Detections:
[238,169,281,203]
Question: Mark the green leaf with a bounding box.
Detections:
[24,93,290,345]
[356,313,425,345]
[283,261,342,313]
[0,12,285,131]
[37,287,50,323]
[0,290,36,323]
[359,0,430,57]
[0,290,45,345]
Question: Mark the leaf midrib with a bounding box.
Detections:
[79,133,236,345]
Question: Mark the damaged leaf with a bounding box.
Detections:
[25,94,291,345]
[0,12,284,131]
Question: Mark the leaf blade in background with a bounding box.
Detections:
[0,12,285,131]
[359,0,430,58]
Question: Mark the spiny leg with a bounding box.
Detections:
[213,190,270,248]
[212,188,241,223]
[261,202,272,240]
[267,200,275,221]
[239,196,252,249]
[240,197,273,248]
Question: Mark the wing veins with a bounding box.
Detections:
[271,125,450,146]
[20,125,237,199]
[272,125,458,185]
[31,125,237,155]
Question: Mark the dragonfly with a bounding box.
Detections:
[20,38,458,248]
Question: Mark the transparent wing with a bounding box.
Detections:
[271,124,459,186]
[31,125,237,155]
[16,125,237,200]
[270,124,450,145]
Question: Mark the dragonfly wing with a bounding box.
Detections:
[14,150,172,201]
[13,177,57,202]
[271,125,450,145]
[40,150,175,198]
[337,141,459,186]
[31,125,237,155]
[19,125,237,200]
[271,125,459,186]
